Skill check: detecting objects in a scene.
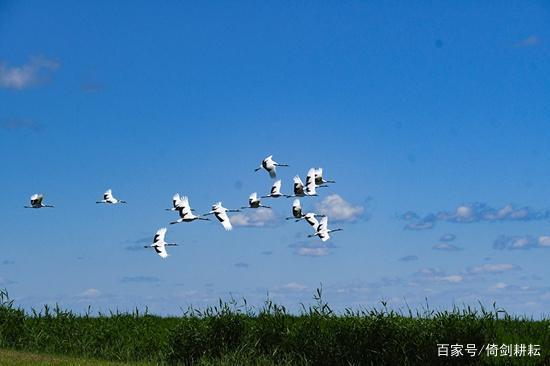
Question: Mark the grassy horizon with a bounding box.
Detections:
[0,288,548,365]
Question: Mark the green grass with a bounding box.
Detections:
[0,289,548,365]
[0,348,152,365]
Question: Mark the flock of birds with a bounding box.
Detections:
[24,155,342,258]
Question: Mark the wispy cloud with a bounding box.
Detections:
[230,208,277,227]
[439,275,464,283]
[291,241,334,257]
[402,203,550,230]
[316,194,365,222]
[493,235,550,250]
[515,35,540,47]
[234,262,249,269]
[399,255,418,262]
[0,56,59,89]
[296,247,330,257]
[1,118,44,132]
[121,276,161,283]
[276,282,308,292]
[440,233,456,242]
[76,288,101,299]
[412,268,463,284]
[467,263,520,275]
[432,243,463,251]
[401,212,436,230]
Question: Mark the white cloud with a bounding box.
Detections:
[439,275,463,283]
[280,282,308,292]
[538,236,550,247]
[230,208,276,227]
[296,247,330,257]
[413,268,463,284]
[402,203,550,230]
[0,57,59,89]
[77,288,101,299]
[316,194,364,222]
[493,235,550,250]
[468,263,519,274]
[455,206,474,221]
[490,282,508,290]
[270,282,308,293]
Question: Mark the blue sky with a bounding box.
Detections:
[1,1,550,316]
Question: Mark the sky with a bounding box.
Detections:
[1,1,550,316]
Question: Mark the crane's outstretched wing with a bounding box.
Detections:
[304,213,320,231]
[316,216,330,241]
[172,193,182,208]
[154,245,168,258]
[318,216,328,232]
[104,189,114,201]
[215,211,232,231]
[271,180,282,195]
[293,176,305,195]
[153,228,167,244]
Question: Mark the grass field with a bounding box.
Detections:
[0,348,152,365]
[0,289,548,365]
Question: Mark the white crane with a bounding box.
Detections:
[144,228,178,258]
[304,168,318,196]
[261,180,289,198]
[170,196,210,224]
[204,202,240,231]
[24,194,54,208]
[254,155,289,178]
[241,192,271,209]
[96,189,126,204]
[285,199,305,220]
[308,216,343,242]
[314,168,335,186]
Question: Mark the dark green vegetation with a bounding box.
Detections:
[0,289,548,365]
